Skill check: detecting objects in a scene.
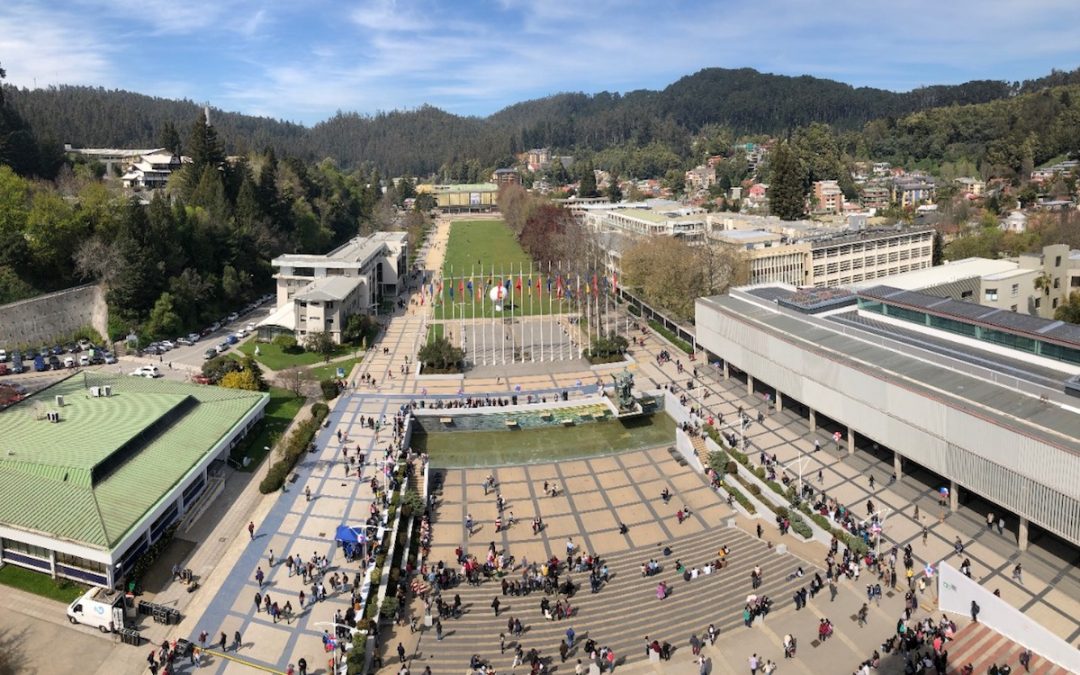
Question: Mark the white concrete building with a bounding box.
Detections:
[696,285,1080,551]
[262,232,409,343]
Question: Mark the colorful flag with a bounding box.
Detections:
[592,273,599,296]
[528,276,533,295]
[466,279,473,295]
[449,283,454,299]
[515,276,522,291]
[458,280,464,298]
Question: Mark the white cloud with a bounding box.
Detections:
[0,3,113,89]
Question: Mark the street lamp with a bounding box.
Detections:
[860,508,891,557]
[781,452,811,499]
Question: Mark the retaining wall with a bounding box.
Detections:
[0,284,108,347]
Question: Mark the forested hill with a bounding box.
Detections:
[5,66,1080,176]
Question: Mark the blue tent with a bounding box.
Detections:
[335,525,367,559]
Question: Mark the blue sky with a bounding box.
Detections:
[2,0,1079,126]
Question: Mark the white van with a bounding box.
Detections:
[130,365,160,378]
[67,588,122,633]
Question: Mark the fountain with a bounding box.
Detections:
[608,368,644,418]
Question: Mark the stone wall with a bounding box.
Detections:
[0,284,108,347]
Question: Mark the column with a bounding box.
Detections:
[50,549,58,579]
[949,480,958,512]
[1017,517,1029,552]
[722,361,729,380]
[747,375,754,397]
[774,391,783,413]
[809,409,816,432]
[893,453,902,481]
[847,426,855,456]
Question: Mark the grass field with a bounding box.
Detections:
[434,220,573,319]
[237,339,352,370]
[0,564,85,603]
[308,357,362,382]
[229,386,307,471]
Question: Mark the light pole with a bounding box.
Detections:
[782,452,811,498]
[860,508,891,557]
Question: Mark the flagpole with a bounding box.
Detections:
[470,265,475,368]
[529,260,535,363]
[500,263,506,366]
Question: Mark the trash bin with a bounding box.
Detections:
[167,608,182,625]
[137,600,153,616]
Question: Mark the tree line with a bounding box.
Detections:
[8,65,1078,179]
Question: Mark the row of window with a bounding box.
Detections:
[859,299,1080,364]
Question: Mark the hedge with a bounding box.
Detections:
[720,483,756,514]
[258,403,330,493]
[648,320,693,354]
[628,304,641,317]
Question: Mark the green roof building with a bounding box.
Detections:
[0,373,267,588]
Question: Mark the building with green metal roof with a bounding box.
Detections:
[0,372,268,588]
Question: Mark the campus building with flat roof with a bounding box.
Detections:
[696,284,1080,551]
[0,374,267,588]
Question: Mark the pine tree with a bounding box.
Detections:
[158,121,181,156]
[768,142,806,220]
[578,162,598,198]
[182,112,224,196]
[605,172,623,203]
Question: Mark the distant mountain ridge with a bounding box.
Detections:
[5,66,1080,176]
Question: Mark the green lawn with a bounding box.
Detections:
[229,386,307,471]
[308,357,362,382]
[237,339,352,371]
[0,564,86,604]
[435,220,573,319]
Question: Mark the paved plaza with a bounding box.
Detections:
[1,216,1076,675]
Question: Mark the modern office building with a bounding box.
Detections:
[0,374,267,588]
[696,284,1080,552]
[416,183,500,212]
[263,232,409,343]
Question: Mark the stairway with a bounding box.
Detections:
[410,525,818,674]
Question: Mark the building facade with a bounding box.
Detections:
[264,232,408,343]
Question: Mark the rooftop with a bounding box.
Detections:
[860,286,1080,348]
[699,292,1080,455]
[293,275,363,302]
[0,374,266,550]
[849,258,1019,291]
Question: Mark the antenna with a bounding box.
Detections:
[204,103,211,126]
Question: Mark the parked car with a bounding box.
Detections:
[245,323,256,333]
[0,348,7,362]
[176,337,193,347]
[227,312,239,322]
[216,343,230,354]
[187,332,201,343]
[0,363,7,376]
[77,339,92,351]
[11,351,24,374]
[204,348,219,360]
[225,334,239,345]
[50,345,64,356]
[102,352,117,364]
[33,355,48,372]
[78,354,91,366]
[49,355,63,369]
[129,365,160,378]
[158,340,175,351]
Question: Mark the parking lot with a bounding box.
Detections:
[0,298,276,397]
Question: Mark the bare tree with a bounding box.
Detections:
[73,236,123,287]
[277,367,314,398]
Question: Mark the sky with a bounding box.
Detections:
[2,0,1080,126]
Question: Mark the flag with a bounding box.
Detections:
[556,276,563,298]
[592,273,599,296]
[528,276,533,296]
[515,276,522,291]
[537,276,543,297]
[449,283,454,299]
[458,280,464,298]
[466,279,473,295]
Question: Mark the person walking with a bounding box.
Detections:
[254,591,262,613]
[749,653,760,674]
[1012,563,1023,585]
[986,512,995,530]
[397,642,406,663]
[305,486,311,502]
[219,632,227,652]
[971,600,980,623]
[233,630,242,651]
[1018,648,1031,672]
[491,597,501,617]
[247,521,255,539]
[255,566,265,588]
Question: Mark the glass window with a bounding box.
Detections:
[981,328,1036,353]
[2,538,50,559]
[984,289,998,301]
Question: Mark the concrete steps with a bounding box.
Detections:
[412,526,819,674]
[179,472,226,534]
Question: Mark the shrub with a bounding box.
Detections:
[775,506,789,519]
[726,460,738,475]
[418,335,465,373]
[720,483,755,514]
[648,320,693,354]
[320,378,340,400]
[628,304,641,317]
[380,596,399,619]
[401,489,425,518]
[368,567,382,588]
[258,415,322,493]
[311,402,329,420]
[272,334,299,350]
[747,483,761,496]
[789,512,813,539]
